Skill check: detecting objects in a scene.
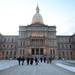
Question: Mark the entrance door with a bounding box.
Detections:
[36,48,39,55]
[31,48,44,55]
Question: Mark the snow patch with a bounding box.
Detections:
[0,60,17,70]
[56,63,75,72]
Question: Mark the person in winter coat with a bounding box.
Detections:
[21,56,25,65]
[17,56,21,65]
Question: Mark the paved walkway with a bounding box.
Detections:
[0,61,75,75]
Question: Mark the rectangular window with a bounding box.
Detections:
[70,45,71,48]
[3,45,5,48]
[36,48,39,55]
[14,51,16,56]
[40,48,43,55]
[6,51,8,55]
[32,48,35,55]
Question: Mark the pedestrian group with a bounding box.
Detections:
[17,56,53,66]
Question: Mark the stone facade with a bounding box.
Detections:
[0,35,18,59]
[57,35,75,59]
[18,24,57,58]
[0,6,75,59]
[0,24,75,59]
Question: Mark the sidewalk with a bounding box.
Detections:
[0,60,75,75]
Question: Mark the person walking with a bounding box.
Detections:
[17,56,21,65]
[30,57,33,65]
[40,57,43,63]
[49,56,52,64]
[35,57,38,65]
[26,57,30,65]
[47,57,49,64]
[21,56,25,65]
[44,57,46,63]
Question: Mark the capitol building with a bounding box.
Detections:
[0,5,75,59]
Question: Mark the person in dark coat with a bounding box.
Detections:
[44,57,46,63]
[47,57,49,64]
[30,57,33,65]
[49,57,52,64]
[40,57,43,63]
[21,56,25,65]
[35,57,38,65]
[17,56,21,65]
[26,57,30,65]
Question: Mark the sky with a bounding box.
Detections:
[0,0,75,35]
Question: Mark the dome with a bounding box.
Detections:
[32,5,43,24]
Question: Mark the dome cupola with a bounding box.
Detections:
[32,5,43,24]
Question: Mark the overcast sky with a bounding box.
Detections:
[0,0,75,35]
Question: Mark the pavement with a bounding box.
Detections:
[0,60,75,75]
